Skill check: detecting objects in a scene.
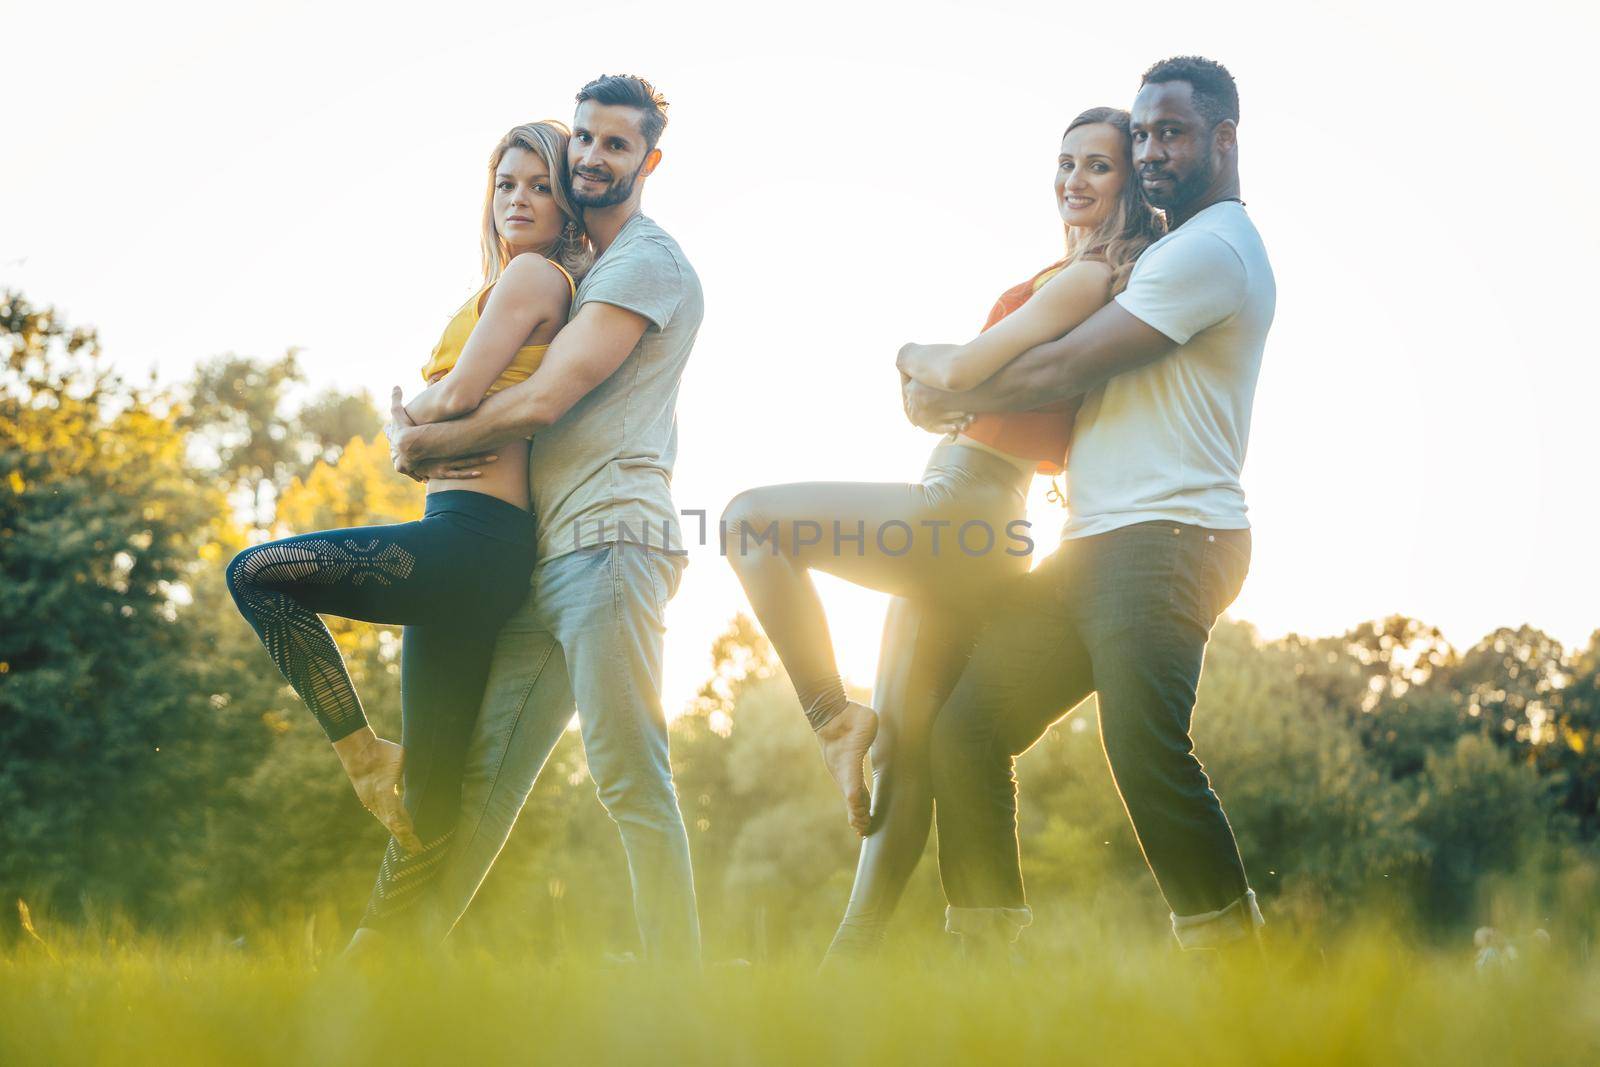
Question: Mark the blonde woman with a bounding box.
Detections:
[226,121,588,931]
[721,107,1163,960]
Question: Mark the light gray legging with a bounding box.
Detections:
[722,438,1034,957]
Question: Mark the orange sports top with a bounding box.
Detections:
[420,259,577,394]
[960,262,1078,476]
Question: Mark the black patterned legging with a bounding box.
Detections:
[226,490,536,930]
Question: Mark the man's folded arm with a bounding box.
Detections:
[929,301,1179,415]
[398,301,651,463]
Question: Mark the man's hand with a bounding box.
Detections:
[901,374,973,435]
[386,388,423,481]
[386,386,497,481]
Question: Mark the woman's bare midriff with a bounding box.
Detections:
[424,439,532,510]
[953,431,1038,475]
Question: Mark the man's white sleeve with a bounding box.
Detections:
[1114,232,1247,345]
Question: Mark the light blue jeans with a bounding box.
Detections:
[414,542,700,963]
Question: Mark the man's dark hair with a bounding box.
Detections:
[1140,56,1239,128]
[575,74,670,151]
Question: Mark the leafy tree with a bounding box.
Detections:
[294,389,383,470]
[178,354,384,533]
[179,351,306,530]
[0,292,228,921]
[1,293,405,932]
[1452,625,1568,747]
[273,435,420,535]
[1532,631,1600,835]
[1408,733,1562,925]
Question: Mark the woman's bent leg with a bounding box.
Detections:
[226,493,537,929]
[722,444,1032,912]
[722,481,925,732]
[722,463,1027,729]
[226,524,442,741]
[723,476,995,833]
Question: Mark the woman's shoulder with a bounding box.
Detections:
[1037,257,1113,293]
[497,253,575,307]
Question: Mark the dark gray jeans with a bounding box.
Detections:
[930,520,1262,948]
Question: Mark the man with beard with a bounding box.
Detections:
[385,74,704,964]
[901,56,1277,956]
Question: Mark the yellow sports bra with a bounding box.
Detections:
[420,259,577,396]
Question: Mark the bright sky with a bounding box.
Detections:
[5,0,1596,716]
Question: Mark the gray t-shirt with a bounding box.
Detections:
[529,213,703,560]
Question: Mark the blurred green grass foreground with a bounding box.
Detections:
[4,919,1599,1066]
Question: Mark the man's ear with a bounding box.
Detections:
[1212,119,1238,156]
[640,147,663,178]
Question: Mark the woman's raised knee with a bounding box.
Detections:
[224,546,259,604]
[721,489,782,567]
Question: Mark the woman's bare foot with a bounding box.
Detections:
[332,727,422,853]
[816,701,878,835]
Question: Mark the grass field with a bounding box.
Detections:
[4,920,1598,1066]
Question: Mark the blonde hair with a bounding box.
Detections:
[479,121,592,287]
[1059,107,1166,294]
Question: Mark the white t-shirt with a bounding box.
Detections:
[1062,200,1275,539]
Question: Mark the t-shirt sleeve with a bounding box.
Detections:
[1114,232,1248,345]
[578,238,684,330]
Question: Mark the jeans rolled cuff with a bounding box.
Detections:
[944,905,1033,940]
[1170,888,1264,950]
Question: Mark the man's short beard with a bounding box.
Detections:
[1142,136,1216,211]
[571,159,645,208]
[1144,164,1213,211]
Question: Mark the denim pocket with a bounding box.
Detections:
[1079,521,1188,637]
[1200,529,1251,622]
[659,552,687,607]
[630,549,686,621]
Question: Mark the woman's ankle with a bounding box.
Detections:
[798,674,849,730]
[331,725,381,772]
